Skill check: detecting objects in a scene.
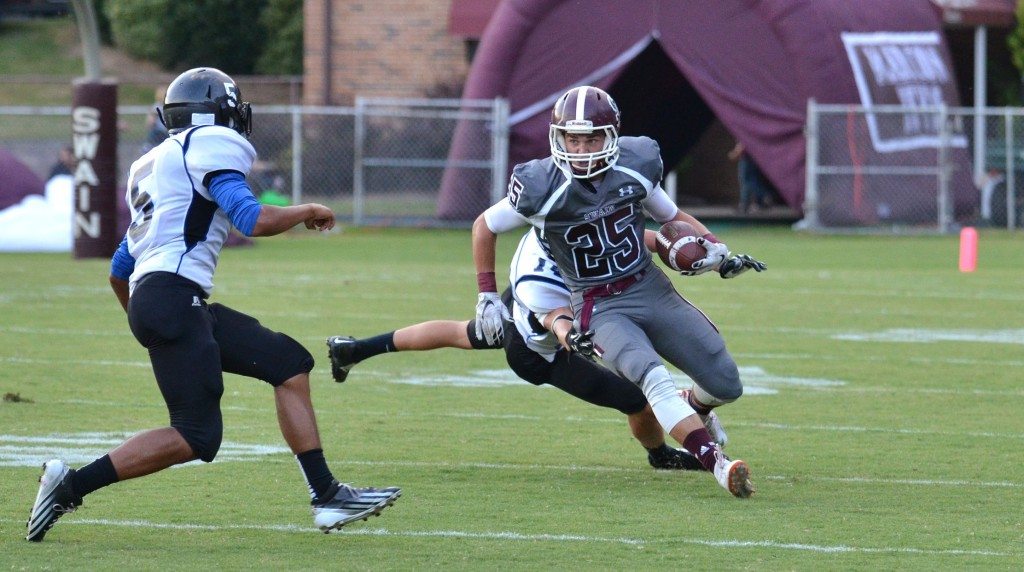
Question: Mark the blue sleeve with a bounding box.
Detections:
[110,237,135,280]
[208,171,263,236]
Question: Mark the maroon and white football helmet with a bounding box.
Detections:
[549,86,621,178]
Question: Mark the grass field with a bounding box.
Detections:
[1,226,1022,570]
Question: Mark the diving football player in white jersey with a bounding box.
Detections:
[26,68,400,542]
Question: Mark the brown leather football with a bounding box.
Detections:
[655,221,706,272]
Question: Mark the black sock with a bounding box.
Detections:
[296,448,335,502]
[645,443,674,459]
[352,332,396,363]
[72,454,119,497]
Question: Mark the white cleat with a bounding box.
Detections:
[312,483,401,532]
[26,459,81,542]
[701,410,729,448]
[712,449,755,499]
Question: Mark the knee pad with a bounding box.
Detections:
[171,405,223,463]
[502,323,550,385]
[505,346,550,386]
[690,351,743,405]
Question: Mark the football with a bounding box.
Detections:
[655,221,706,272]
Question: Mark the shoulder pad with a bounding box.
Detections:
[508,158,562,217]
[617,136,663,184]
[182,126,257,179]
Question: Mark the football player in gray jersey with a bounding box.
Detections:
[472,86,765,498]
[26,68,399,542]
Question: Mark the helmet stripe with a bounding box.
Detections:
[574,87,588,120]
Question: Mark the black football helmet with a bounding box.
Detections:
[159,67,252,137]
[549,86,620,178]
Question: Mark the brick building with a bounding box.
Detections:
[303,0,497,104]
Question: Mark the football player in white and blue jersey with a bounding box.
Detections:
[26,68,399,542]
[473,86,765,498]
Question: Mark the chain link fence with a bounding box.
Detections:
[804,101,1023,233]
[353,97,509,226]
[0,97,509,228]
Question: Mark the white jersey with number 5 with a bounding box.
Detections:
[124,125,256,296]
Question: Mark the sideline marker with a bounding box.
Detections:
[958,226,977,272]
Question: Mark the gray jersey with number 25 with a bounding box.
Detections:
[507,136,664,291]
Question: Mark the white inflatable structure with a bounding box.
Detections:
[0,175,74,252]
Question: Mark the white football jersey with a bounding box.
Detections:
[124,125,256,296]
[509,230,572,360]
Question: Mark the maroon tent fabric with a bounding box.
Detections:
[448,0,501,37]
[439,0,968,220]
[0,147,45,210]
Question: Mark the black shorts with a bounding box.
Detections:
[127,272,313,440]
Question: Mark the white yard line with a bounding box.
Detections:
[0,518,1015,557]
[0,326,127,336]
[729,421,1024,440]
[762,475,1023,489]
[734,351,1024,368]
[1,356,151,367]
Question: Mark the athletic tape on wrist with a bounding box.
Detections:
[477,272,497,293]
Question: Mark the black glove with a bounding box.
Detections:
[566,327,597,360]
[719,254,767,279]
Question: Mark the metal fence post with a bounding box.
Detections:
[291,105,302,205]
[353,97,365,225]
[802,98,820,230]
[973,25,988,188]
[936,104,951,233]
[1007,108,1017,230]
[490,97,510,205]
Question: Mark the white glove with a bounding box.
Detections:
[682,237,730,276]
[474,292,510,346]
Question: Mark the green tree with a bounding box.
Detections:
[103,0,168,65]
[1007,1,1024,104]
[105,0,269,74]
[255,0,303,75]
[93,0,114,45]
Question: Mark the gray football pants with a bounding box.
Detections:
[570,265,742,402]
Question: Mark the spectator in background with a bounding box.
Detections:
[140,86,169,154]
[47,145,75,181]
[728,141,777,213]
[251,160,291,206]
[977,169,1005,226]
